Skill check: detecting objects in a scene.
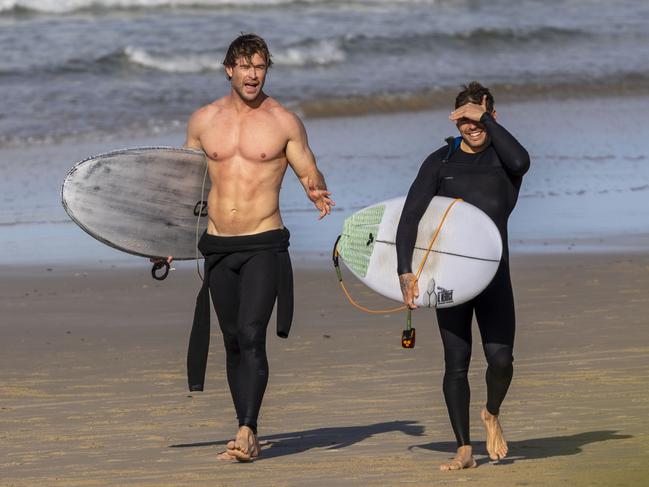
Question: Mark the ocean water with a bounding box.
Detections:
[2,0,649,147]
[1,0,649,265]
[2,95,649,266]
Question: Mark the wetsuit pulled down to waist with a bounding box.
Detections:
[187,228,293,394]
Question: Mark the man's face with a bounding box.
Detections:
[456,115,489,151]
[225,53,268,102]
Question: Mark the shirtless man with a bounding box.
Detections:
[182,33,334,462]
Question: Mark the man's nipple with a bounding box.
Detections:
[212,152,218,159]
[260,153,266,159]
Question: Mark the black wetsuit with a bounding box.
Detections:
[187,228,293,435]
[396,112,530,447]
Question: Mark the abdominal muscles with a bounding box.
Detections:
[205,155,287,236]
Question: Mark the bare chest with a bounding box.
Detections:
[200,112,288,164]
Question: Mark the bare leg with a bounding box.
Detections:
[439,445,477,471]
[481,408,508,460]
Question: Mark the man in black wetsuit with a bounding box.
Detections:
[396,82,530,470]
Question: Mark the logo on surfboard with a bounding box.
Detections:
[436,287,454,305]
[193,200,208,217]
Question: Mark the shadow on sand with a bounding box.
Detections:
[410,430,633,465]
[170,420,425,459]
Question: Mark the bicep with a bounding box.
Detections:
[183,111,204,150]
[401,157,439,222]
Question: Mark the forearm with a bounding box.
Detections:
[481,112,530,176]
[300,167,327,192]
[396,215,419,275]
[396,155,439,274]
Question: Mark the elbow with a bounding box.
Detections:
[510,151,530,176]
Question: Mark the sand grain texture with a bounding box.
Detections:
[1,254,648,486]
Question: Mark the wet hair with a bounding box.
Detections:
[455,81,494,112]
[223,33,273,78]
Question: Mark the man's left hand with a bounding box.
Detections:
[307,177,335,219]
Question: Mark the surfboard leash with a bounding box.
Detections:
[195,154,210,282]
[332,198,462,347]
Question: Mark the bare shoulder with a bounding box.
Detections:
[263,98,305,137]
[189,98,227,126]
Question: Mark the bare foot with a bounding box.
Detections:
[481,408,508,460]
[227,426,261,462]
[216,440,237,461]
[439,445,477,471]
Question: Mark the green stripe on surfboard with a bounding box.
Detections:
[338,204,385,278]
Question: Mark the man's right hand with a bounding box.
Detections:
[399,273,419,309]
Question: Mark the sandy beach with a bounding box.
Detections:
[2,252,648,486]
[3,2,649,485]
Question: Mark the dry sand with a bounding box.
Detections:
[1,253,648,486]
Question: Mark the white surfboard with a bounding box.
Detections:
[336,196,502,308]
[61,147,209,260]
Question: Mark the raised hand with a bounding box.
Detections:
[449,95,488,123]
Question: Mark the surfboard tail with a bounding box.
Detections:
[337,204,385,278]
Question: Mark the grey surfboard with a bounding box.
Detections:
[61,147,209,260]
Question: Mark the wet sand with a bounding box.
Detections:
[1,252,648,486]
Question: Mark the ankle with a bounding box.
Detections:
[238,424,257,435]
[483,408,499,420]
[457,444,473,456]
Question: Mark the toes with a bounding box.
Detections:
[228,448,253,462]
[440,460,463,471]
[234,438,250,455]
[490,445,507,461]
[216,450,236,461]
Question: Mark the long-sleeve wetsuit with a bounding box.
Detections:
[396,112,530,447]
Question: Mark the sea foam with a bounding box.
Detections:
[123,40,345,73]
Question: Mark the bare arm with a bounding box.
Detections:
[183,108,206,150]
[285,113,335,219]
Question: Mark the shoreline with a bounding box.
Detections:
[298,78,649,119]
[2,86,649,152]
[3,94,649,266]
[3,229,649,272]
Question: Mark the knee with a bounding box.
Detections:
[444,348,471,379]
[237,323,267,356]
[222,333,240,355]
[486,346,513,376]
